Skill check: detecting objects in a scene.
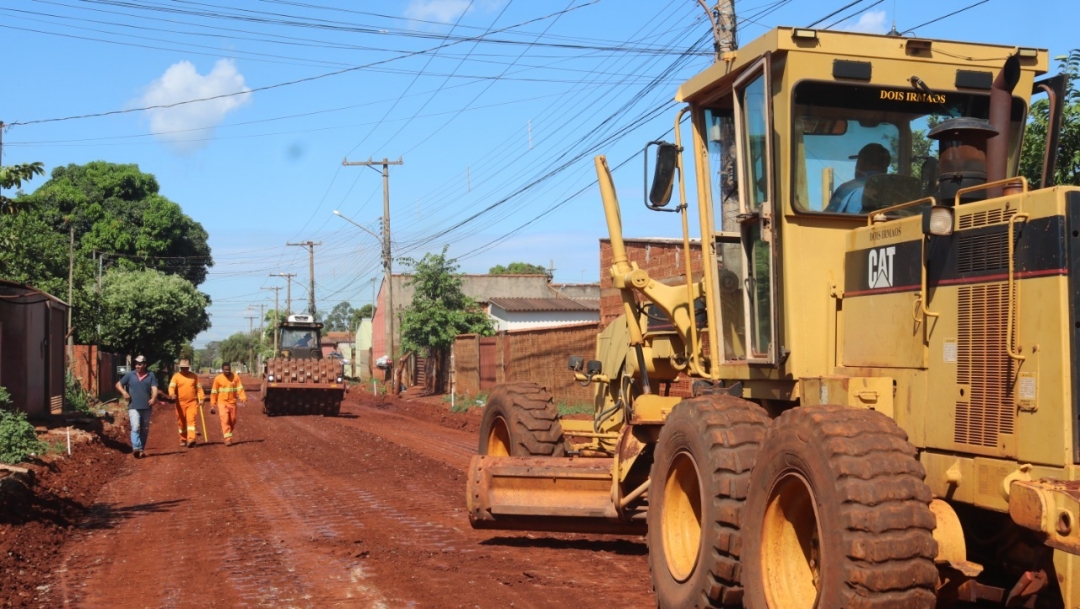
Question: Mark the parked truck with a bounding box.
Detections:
[263,314,345,416]
[467,24,1079,608]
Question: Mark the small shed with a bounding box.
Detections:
[0,280,69,418]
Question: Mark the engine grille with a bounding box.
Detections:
[958,207,1017,229]
[957,232,1009,273]
[955,282,1016,447]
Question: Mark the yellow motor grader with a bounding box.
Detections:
[467,25,1080,608]
[263,314,345,416]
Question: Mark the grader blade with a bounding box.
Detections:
[467,455,646,535]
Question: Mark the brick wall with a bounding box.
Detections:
[599,238,706,398]
[453,323,600,405]
[72,345,122,398]
[599,238,704,328]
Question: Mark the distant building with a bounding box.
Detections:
[486,297,599,332]
[370,274,556,361]
[355,318,373,381]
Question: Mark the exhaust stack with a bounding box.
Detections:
[987,54,1021,196]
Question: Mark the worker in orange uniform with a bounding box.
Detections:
[210,363,246,447]
[169,359,205,448]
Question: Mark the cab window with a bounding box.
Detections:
[792,81,1025,214]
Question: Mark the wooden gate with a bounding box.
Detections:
[479,337,498,390]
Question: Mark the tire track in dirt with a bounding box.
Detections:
[38,386,653,608]
[270,400,654,608]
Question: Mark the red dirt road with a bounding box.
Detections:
[28,384,653,608]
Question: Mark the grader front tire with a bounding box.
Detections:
[648,395,769,609]
[478,383,566,457]
[741,406,938,609]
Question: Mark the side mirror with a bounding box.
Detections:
[645,141,680,209]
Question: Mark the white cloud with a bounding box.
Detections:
[403,0,505,24]
[840,10,890,34]
[138,59,252,154]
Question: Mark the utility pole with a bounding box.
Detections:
[286,241,321,317]
[262,286,282,352]
[699,0,737,58]
[717,0,737,52]
[342,156,402,394]
[270,272,296,315]
[245,315,257,373]
[67,223,74,368]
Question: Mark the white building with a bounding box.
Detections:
[486,297,599,332]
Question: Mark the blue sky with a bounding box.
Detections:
[3,0,1076,345]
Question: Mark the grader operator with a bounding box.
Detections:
[263,314,345,416]
[467,25,1080,608]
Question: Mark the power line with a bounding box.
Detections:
[899,0,990,35]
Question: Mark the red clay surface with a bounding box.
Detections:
[3,379,653,608]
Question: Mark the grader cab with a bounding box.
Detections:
[468,25,1080,608]
[262,314,346,416]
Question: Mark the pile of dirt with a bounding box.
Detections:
[347,390,484,434]
[0,417,127,608]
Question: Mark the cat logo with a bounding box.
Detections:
[868,246,896,289]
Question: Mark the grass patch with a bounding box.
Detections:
[445,391,487,414]
[557,401,593,416]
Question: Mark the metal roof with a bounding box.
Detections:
[488,297,599,313]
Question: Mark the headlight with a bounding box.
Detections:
[336,376,343,383]
[268,374,275,382]
[922,205,954,236]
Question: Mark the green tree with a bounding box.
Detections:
[0,161,45,215]
[195,341,219,370]
[1021,50,1080,188]
[1,162,213,345]
[0,211,69,295]
[16,161,214,286]
[489,261,551,277]
[98,268,211,365]
[348,304,374,332]
[324,301,355,332]
[262,308,286,345]
[218,332,256,370]
[400,246,494,355]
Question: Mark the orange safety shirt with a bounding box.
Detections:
[211,373,246,406]
[169,371,205,405]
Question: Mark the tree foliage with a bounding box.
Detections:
[324,301,355,332]
[0,161,45,215]
[400,247,494,354]
[17,161,214,286]
[219,332,257,370]
[195,341,220,370]
[98,268,211,365]
[347,304,373,333]
[489,261,551,277]
[1021,50,1080,188]
[0,162,214,346]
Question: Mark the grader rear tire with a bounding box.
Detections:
[648,395,769,609]
[478,383,566,457]
[741,406,938,609]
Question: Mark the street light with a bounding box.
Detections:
[334,209,396,394]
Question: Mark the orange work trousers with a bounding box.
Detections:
[175,400,200,443]
[217,402,237,441]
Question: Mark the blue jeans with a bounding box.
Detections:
[129,408,151,452]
